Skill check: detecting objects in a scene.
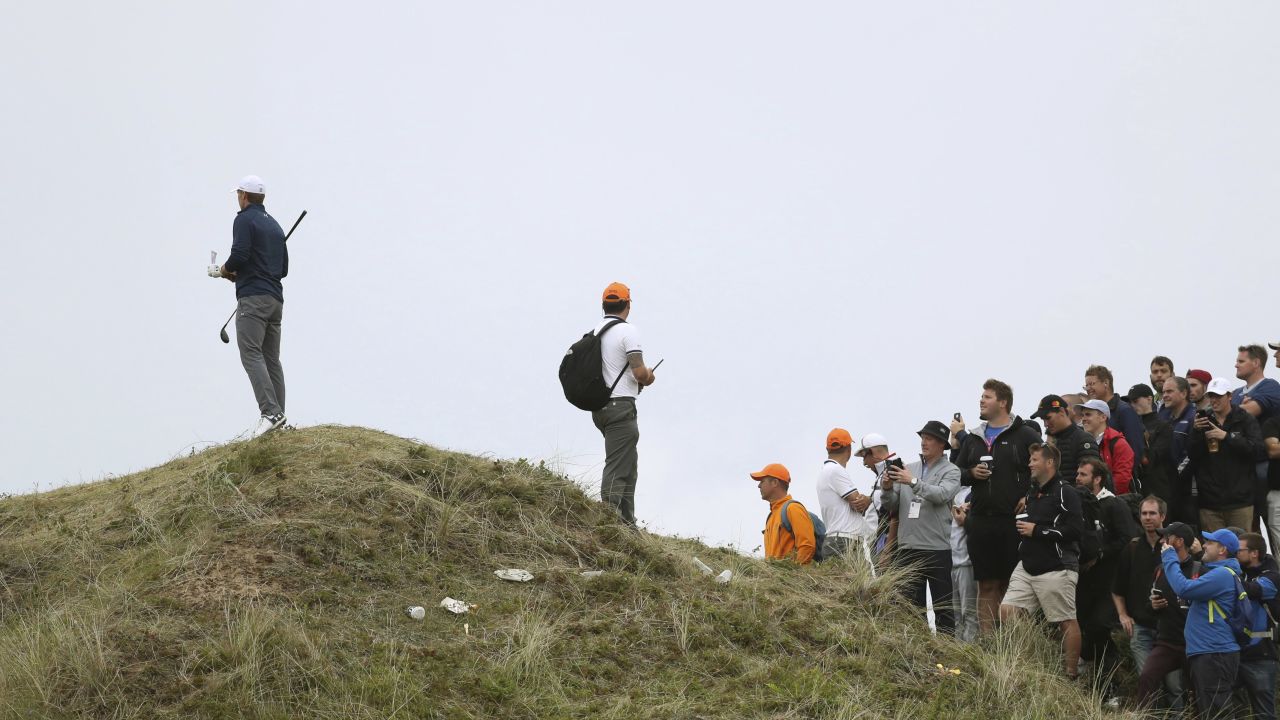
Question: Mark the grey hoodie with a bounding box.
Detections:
[882,455,962,552]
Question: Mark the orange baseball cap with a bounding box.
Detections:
[826,428,853,451]
[750,463,791,484]
[602,282,631,302]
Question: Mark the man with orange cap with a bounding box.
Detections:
[591,282,657,527]
[816,428,878,569]
[754,463,817,565]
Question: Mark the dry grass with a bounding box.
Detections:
[0,425,1142,719]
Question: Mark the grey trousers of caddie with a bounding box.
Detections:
[592,398,639,526]
[236,295,285,417]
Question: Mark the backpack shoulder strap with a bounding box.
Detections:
[596,319,631,393]
[595,318,626,337]
[779,500,794,535]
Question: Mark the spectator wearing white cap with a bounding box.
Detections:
[1191,377,1264,532]
[218,175,290,437]
[815,429,878,570]
[881,421,962,633]
[1075,399,1135,495]
[855,433,897,561]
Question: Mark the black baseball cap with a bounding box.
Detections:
[917,420,950,445]
[1030,394,1068,420]
[1122,383,1155,402]
[1156,521,1195,546]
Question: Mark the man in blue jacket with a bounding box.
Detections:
[218,175,289,437]
[1161,528,1245,720]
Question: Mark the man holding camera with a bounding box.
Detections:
[1134,521,1198,712]
[1160,528,1245,720]
[999,443,1084,679]
[881,421,962,633]
[1190,378,1263,532]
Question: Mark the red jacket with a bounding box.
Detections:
[1100,426,1135,494]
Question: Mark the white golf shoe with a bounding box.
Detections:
[252,414,287,438]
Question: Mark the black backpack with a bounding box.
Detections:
[1077,487,1103,564]
[559,319,630,411]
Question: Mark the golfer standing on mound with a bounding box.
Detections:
[592,282,656,527]
[217,175,289,437]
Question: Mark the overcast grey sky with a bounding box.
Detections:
[2,3,1277,551]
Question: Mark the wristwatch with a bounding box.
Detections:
[910,477,919,489]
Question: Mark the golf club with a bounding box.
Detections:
[219,210,308,343]
[638,358,662,394]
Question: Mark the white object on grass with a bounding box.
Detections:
[406,606,426,620]
[495,569,534,582]
[580,570,604,579]
[715,570,732,584]
[692,557,714,575]
[440,597,475,614]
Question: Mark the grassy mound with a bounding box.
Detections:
[0,426,1134,719]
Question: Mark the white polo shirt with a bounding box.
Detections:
[815,459,878,539]
[595,316,642,399]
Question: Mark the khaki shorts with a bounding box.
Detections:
[1002,562,1078,623]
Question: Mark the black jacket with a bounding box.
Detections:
[1113,535,1164,629]
[1048,424,1100,485]
[1153,555,1201,644]
[1189,406,1264,510]
[1139,412,1174,499]
[953,416,1043,518]
[1019,475,1083,575]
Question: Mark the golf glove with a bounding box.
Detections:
[207,264,222,278]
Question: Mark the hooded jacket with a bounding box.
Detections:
[1161,550,1245,657]
[1097,427,1135,494]
[1019,474,1083,575]
[1188,406,1264,511]
[952,416,1042,518]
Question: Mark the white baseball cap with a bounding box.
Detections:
[235,175,265,194]
[855,432,888,457]
[1074,398,1111,419]
[1205,378,1236,397]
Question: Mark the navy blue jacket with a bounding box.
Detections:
[1107,395,1146,469]
[225,203,287,301]
[1159,403,1196,470]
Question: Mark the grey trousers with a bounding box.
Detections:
[951,563,979,642]
[592,398,639,526]
[236,295,285,417]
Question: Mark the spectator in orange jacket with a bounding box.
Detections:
[1076,399,1136,493]
[753,463,817,565]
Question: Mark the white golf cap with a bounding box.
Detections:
[855,432,888,457]
[1074,399,1111,418]
[1205,377,1236,397]
[235,175,265,194]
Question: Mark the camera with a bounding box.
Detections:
[887,458,905,471]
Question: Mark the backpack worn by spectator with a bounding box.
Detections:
[1221,567,1264,648]
[777,499,828,562]
[559,319,630,411]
